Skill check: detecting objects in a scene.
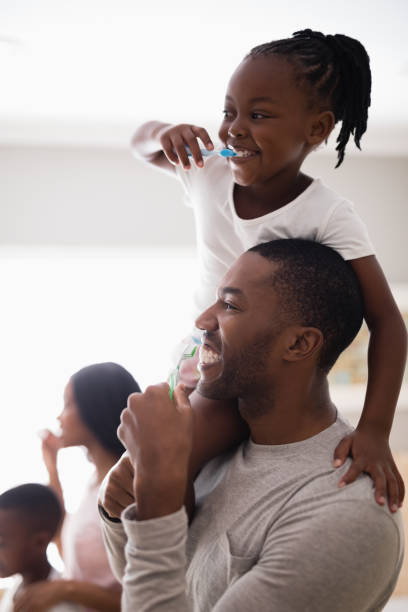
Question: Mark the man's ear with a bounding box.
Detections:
[307,111,335,146]
[283,327,323,362]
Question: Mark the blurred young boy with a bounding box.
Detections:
[0,483,79,612]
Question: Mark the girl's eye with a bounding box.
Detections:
[222,109,234,120]
[252,112,267,119]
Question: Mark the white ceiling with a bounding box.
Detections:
[0,0,407,153]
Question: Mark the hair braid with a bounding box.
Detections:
[248,29,371,167]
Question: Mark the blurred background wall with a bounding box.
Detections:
[1,145,407,281]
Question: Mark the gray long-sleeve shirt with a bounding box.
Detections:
[101,414,404,611]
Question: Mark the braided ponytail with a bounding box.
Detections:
[248,29,371,167]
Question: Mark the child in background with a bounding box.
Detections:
[131,29,407,511]
[0,483,79,612]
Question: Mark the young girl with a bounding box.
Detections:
[131,29,407,512]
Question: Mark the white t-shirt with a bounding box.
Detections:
[175,156,374,316]
[0,568,80,612]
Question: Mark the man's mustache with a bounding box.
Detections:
[201,331,222,353]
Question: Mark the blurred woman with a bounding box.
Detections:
[30,362,140,612]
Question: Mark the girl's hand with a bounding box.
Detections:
[159,124,213,170]
[40,429,63,473]
[14,580,66,612]
[333,428,405,513]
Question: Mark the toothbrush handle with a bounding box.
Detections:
[185,146,214,157]
[185,146,235,158]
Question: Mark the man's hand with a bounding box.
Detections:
[333,427,405,512]
[118,383,193,520]
[99,452,136,519]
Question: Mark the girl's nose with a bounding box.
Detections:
[227,117,247,138]
[227,125,246,138]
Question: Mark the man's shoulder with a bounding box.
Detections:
[286,456,403,548]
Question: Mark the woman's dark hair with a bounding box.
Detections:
[248,29,371,167]
[71,362,141,457]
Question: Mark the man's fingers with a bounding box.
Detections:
[103,490,134,518]
[338,458,365,487]
[173,383,194,414]
[333,435,352,468]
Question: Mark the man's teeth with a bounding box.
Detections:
[199,346,221,364]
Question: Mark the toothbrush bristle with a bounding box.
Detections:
[220,148,237,157]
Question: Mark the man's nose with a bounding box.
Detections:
[195,304,219,333]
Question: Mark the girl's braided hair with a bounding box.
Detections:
[248,29,371,167]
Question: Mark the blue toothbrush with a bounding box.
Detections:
[185,146,236,158]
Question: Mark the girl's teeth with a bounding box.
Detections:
[232,149,254,158]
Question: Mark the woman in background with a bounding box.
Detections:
[19,362,140,612]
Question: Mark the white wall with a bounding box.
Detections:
[1,145,407,282]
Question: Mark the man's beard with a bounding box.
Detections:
[196,331,276,414]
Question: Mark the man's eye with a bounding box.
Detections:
[224,302,237,311]
[222,110,233,120]
[252,112,267,119]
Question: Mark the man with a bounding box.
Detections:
[99,239,404,611]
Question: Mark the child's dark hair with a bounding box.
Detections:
[0,483,63,539]
[248,29,371,167]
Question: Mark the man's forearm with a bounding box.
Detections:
[122,505,190,612]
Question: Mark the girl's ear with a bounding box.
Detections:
[307,111,335,146]
[283,327,323,362]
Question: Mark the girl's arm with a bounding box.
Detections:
[14,579,121,612]
[188,392,248,479]
[41,430,66,557]
[131,121,213,175]
[333,255,407,511]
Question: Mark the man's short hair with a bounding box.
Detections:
[0,483,63,539]
[249,239,364,371]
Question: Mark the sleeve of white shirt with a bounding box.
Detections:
[317,199,375,260]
